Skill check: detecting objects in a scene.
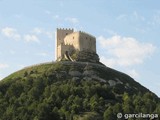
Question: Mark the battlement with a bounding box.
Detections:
[57,28,74,31]
[79,31,96,39]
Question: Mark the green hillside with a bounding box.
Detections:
[0,61,160,120]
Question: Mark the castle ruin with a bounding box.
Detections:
[55,28,99,63]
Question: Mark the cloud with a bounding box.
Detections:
[36,52,48,57]
[132,11,145,21]
[152,10,160,25]
[135,27,147,34]
[59,1,64,7]
[32,28,43,34]
[100,56,116,68]
[1,27,53,43]
[65,17,79,24]
[14,14,22,19]
[45,10,51,15]
[103,29,118,36]
[18,64,25,69]
[9,50,16,55]
[127,69,139,78]
[44,9,60,20]
[24,34,40,43]
[100,56,139,79]
[53,15,60,20]
[0,76,3,80]
[116,11,145,22]
[31,28,53,39]
[1,27,21,40]
[116,14,127,21]
[98,35,156,67]
[45,32,53,38]
[0,63,9,69]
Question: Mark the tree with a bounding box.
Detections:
[103,107,116,120]
[112,103,122,114]
[37,103,60,120]
[122,93,134,113]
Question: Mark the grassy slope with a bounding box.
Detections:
[3,61,149,93]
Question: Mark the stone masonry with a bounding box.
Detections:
[55,28,99,63]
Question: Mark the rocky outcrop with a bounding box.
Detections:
[108,80,117,86]
[71,50,99,63]
[69,71,82,77]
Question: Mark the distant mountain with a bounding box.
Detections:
[0,61,160,120]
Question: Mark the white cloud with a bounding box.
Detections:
[31,28,53,39]
[1,27,53,43]
[45,10,51,15]
[32,28,43,34]
[132,11,145,21]
[100,56,116,68]
[152,10,160,25]
[117,11,145,22]
[0,63,9,69]
[65,17,79,24]
[36,52,48,57]
[98,35,156,67]
[0,76,3,80]
[53,15,60,20]
[116,14,127,21]
[9,50,16,55]
[59,1,64,7]
[1,27,21,40]
[14,14,21,19]
[44,10,60,20]
[135,27,147,34]
[24,34,40,43]
[106,30,117,35]
[18,64,25,69]
[103,29,118,36]
[127,69,139,78]
[45,31,53,38]
[0,73,5,80]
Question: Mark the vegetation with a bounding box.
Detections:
[0,62,159,120]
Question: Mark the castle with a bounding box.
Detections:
[55,28,99,62]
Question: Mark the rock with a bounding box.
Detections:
[92,76,106,83]
[83,77,92,81]
[56,71,67,79]
[73,50,99,63]
[72,77,80,81]
[69,71,82,77]
[83,63,97,76]
[108,80,117,86]
[115,78,123,84]
[83,70,96,76]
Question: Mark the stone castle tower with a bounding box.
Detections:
[55,28,99,62]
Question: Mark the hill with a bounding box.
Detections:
[0,61,160,120]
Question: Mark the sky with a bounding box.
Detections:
[0,0,160,96]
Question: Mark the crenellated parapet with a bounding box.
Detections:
[57,28,74,31]
[79,31,96,39]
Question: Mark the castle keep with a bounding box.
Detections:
[55,28,99,62]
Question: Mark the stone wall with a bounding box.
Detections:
[64,32,80,50]
[56,28,73,60]
[72,50,99,63]
[64,31,96,53]
[79,32,96,52]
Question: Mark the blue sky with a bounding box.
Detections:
[0,0,160,96]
